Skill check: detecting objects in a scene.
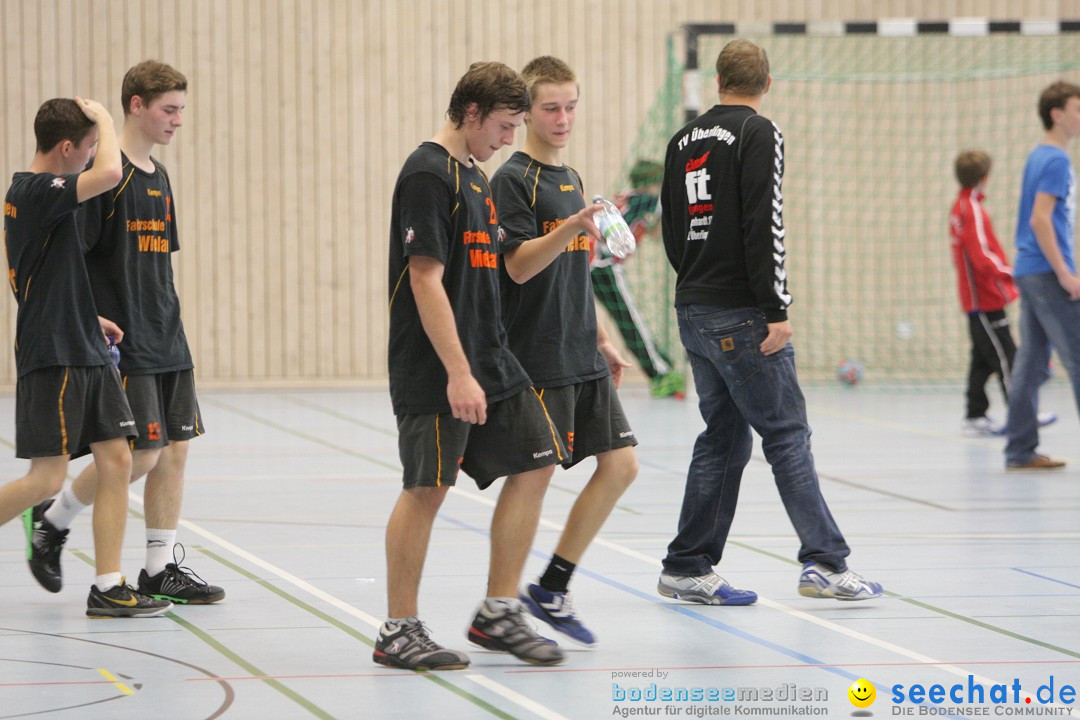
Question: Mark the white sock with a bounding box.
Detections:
[95,572,122,592]
[44,489,88,530]
[145,529,177,576]
[484,597,519,614]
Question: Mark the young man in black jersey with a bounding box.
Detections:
[24,61,223,606]
[377,62,583,671]
[490,56,637,647]
[658,39,882,604]
[4,97,170,617]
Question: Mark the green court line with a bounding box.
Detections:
[67,548,335,719]
[729,540,1080,660]
[196,546,516,719]
[200,397,399,472]
[167,614,336,719]
[282,394,396,437]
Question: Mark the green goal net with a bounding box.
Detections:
[613,25,1080,383]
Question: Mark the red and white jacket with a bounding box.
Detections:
[949,187,1018,313]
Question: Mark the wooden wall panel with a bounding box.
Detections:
[4,0,1080,387]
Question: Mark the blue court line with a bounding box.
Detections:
[1012,568,1080,591]
[436,514,860,684]
[437,512,978,719]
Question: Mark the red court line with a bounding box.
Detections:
[506,659,1080,675]
[172,659,1080,683]
[187,671,423,682]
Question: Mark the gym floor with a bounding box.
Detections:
[0,379,1077,719]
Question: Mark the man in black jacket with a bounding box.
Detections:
[657,39,882,605]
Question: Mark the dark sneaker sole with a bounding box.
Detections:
[372,651,469,671]
[87,605,172,618]
[142,590,225,605]
[466,628,564,666]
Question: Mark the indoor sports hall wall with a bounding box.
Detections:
[2,0,1079,387]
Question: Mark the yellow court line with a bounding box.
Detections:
[96,668,135,696]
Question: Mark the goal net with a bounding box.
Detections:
[613,23,1080,383]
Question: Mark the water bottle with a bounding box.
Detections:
[592,195,636,259]
[107,336,120,370]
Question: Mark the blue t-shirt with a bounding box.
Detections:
[1014,144,1076,277]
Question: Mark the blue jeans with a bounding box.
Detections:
[1005,273,1080,465]
[662,305,850,576]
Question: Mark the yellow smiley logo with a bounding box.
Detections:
[848,678,876,708]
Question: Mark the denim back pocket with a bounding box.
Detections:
[698,316,761,385]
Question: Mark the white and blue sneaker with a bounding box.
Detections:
[963,416,1003,436]
[657,571,757,606]
[521,583,596,647]
[1038,412,1058,428]
[798,562,882,601]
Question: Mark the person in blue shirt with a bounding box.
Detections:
[1004,81,1080,470]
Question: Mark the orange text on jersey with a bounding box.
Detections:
[127,218,166,232]
[469,248,497,268]
[138,235,170,253]
[463,230,491,245]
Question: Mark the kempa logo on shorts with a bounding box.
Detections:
[119,420,135,428]
[181,425,194,431]
[619,431,635,438]
[533,449,554,459]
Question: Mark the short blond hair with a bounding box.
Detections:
[715,39,769,97]
[521,56,577,102]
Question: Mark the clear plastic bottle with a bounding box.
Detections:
[592,195,636,259]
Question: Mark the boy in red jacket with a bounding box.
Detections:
[949,150,1056,435]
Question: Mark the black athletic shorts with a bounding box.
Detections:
[16,365,136,459]
[123,369,205,450]
[538,375,637,469]
[396,387,568,490]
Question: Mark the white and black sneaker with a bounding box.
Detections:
[798,562,883,601]
[467,599,564,666]
[137,544,225,604]
[373,618,471,670]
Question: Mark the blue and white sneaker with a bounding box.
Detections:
[521,583,596,646]
[1038,412,1058,428]
[798,562,882,601]
[657,571,757,606]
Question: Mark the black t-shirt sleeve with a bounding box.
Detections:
[30,174,80,231]
[491,170,536,251]
[396,172,453,264]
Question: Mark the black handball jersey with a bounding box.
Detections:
[661,105,792,322]
[81,154,193,374]
[4,172,112,376]
[491,151,607,387]
[387,142,531,415]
